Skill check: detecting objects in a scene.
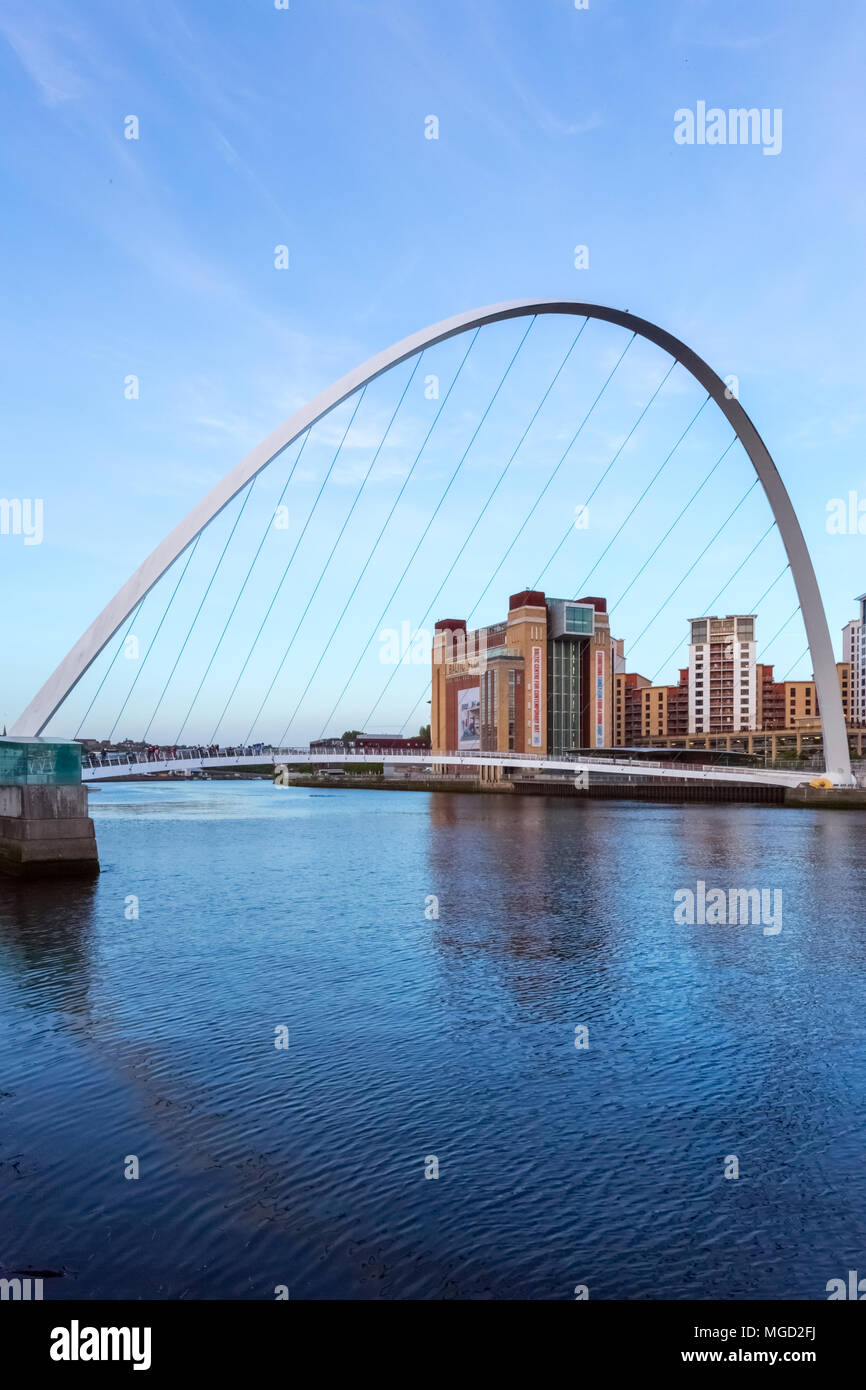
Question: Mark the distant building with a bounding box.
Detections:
[79,738,148,753]
[842,594,866,722]
[310,734,430,756]
[309,737,349,753]
[613,671,649,746]
[755,664,786,730]
[354,735,429,754]
[688,615,757,734]
[753,662,852,730]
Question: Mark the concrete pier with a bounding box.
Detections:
[0,784,99,877]
[0,738,99,878]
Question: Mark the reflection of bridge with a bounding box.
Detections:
[82,747,814,789]
[11,300,855,787]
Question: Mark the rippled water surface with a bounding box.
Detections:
[1,781,864,1299]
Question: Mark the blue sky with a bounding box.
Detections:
[2,0,865,743]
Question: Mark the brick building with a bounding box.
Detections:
[431,590,621,757]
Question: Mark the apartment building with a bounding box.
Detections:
[688,615,756,734]
[842,596,865,723]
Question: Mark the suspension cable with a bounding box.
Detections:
[648,522,776,683]
[106,534,203,741]
[209,387,369,743]
[399,349,683,736]
[558,482,762,741]
[244,355,424,743]
[781,647,809,680]
[645,490,766,683]
[365,324,590,730]
[465,323,634,622]
[74,598,145,738]
[438,434,736,746]
[572,395,711,599]
[749,563,790,613]
[626,477,758,666]
[759,607,800,660]
[173,428,312,743]
[315,318,537,740]
[140,480,259,741]
[278,331,480,744]
[609,437,737,614]
[533,357,677,588]
[703,524,776,615]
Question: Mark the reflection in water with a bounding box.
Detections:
[0,781,864,1300]
[0,877,97,1016]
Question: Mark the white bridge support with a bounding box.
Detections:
[81,748,814,790]
[13,300,853,785]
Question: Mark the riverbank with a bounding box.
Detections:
[281,774,866,808]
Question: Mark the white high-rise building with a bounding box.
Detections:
[842,594,866,723]
[688,615,757,734]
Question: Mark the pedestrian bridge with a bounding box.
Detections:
[12,300,855,789]
[81,747,816,789]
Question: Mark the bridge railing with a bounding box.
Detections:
[83,744,279,770]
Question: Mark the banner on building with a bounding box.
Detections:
[531,646,542,747]
[595,650,605,748]
[458,686,480,749]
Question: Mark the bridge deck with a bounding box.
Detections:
[81,749,813,789]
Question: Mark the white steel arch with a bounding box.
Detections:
[11,300,853,784]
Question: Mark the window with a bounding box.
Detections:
[564,604,594,636]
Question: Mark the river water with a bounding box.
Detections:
[0,781,864,1300]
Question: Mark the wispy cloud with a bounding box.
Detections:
[468,0,602,139]
[0,4,88,104]
[507,76,602,138]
